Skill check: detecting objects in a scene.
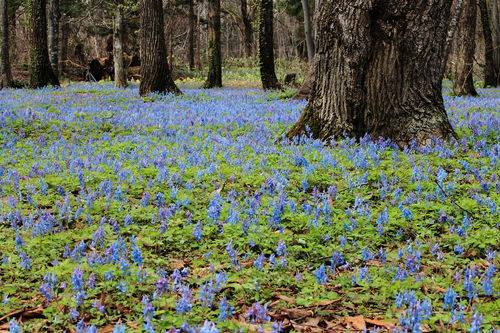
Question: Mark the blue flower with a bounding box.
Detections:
[9,319,21,333]
[314,264,327,285]
[469,312,483,332]
[218,297,233,321]
[176,286,193,314]
[71,267,84,292]
[442,287,457,310]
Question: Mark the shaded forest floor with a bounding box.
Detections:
[0,83,498,332]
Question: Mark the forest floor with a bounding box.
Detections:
[0,82,498,332]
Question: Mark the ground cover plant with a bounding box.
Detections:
[0,83,498,332]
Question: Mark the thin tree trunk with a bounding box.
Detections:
[453,0,478,96]
[204,0,222,88]
[195,1,202,70]
[259,0,281,90]
[187,0,195,70]
[478,0,498,87]
[139,0,180,96]
[30,0,59,88]
[442,0,466,75]
[287,0,457,147]
[241,0,253,57]
[59,19,68,75]
[0,0,12,88]
[301,0,314,62]
[47,0,59,78]
[114,4,127,88]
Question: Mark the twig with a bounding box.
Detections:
[434,181,474,216]
[338,182,369,194]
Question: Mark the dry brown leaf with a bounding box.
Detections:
[364,318,395,330]
[230,319,273,333]
[168,258,185,269]
[344,315,366,331]
[283,308,314,319]
[291,323,324,333]
[303,317,321,327]
[276,294,296,304]
[19,306,44,319]
[311,298,341,307]
[0,305,44,323]
[431,286,447,293]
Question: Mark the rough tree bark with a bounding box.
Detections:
[139,0,180,96]
[187,0,195,70]
[492,0,500,85]
[452,0,478,96]
[241,0,253,57]
[114,4,127,88]
[287,0,457,147]
[0,0,12,88]
[478,0,498,87]
[301,0,314,62]
[30,0,60,88]
[259,0,281,90]
[47,0,59,77]
[204,0,222,88]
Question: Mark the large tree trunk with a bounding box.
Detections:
[30,0,59,88]
[452,0,478,96]
[478,0,498,87]
[114,5,127,88]
[0,0,12,88]
[139,0,180,96]
[187,0,195,70]
[287,0,457,147]
[241,0,253,57]
[259,0,281,90]
[301,0,314,62]
[47,0,59,77]
[204,0,222,88]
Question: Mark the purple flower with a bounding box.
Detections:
[246,302,270,323]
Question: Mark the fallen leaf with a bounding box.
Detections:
[291,323,324,333]
[364,318,395,330]
[168,258,185,269]
[311,298,341,307]
[344,315,366,331]
[283,308,314,319]
[303,317,321,327]
[276,294,296,304]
